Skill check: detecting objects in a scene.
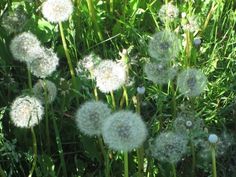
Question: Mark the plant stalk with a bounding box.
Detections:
[28,127,37,177]
[124,152,129,177]
[211,145,217,177]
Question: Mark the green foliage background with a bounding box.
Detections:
[0,0,236,176]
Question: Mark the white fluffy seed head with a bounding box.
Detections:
[10,95,44,128]
[182,16,199,33]
[152,132,188,164]
[33,80,57,104]
[28,48,59,78]
[159,3,179,22]
[148,30,180,61]
[144,61,177,84]
[76,53,102,78]
[102,111,147,152]
[10,32,44,63]
[94,60,126,93]
[208,134,218,144]
[42,0,73,23]
[177,68,207,97]
[1,5,27,34]
[75,101,111,136]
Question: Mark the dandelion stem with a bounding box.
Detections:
[110,0,113,14]
[170,82,177,118]
[211,145,217,177]
[172,163,176,177]
[190,139,196,177]
[124,152,129,177]
[28,127,37,177]
[136,93,144,177]
[110,91,116,110]
[27,67,32,92]
[0,165,6,177]
[137,147,145,177]
[94,87,99,101]
[51,105,68,177]
[98,137,110,177]
[43,80,51,153]
[120,86,128,109]
[59,22,77,97]
[86,0,103,41]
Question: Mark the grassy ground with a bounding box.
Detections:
[0,0,236,177]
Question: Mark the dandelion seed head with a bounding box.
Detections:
[28,48,59,78]
[1,5,27,34]
[94,60,126,93]
[148,30,180,61]
[42,0,73,23]
[33,80,57,104]
[144,61,177,84]
[152,132,188,164]
[10,95,44,128]
[159,3,179,22]
[177,68,207,97]
[76,53,101,78]
[10,32,43,63]
[75,101,111,136]
[182,16,199,32]
[102,111,147,152]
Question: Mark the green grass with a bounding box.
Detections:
[0,0,236,176]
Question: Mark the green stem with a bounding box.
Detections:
[28,127,37,177]
[0,165,6,177]
[172,163,176,177]
[124,152,129,177]
[43,80,51,153]
[94,87,99,101]
[170,82,177,118]
[211,145,217,177]
[120,86,129,109]
[51,105,68,177]
[86,0,103,41]
[137,147,144,177]
[110,91,116,110]
[27,67,32,92]
[191,140,196,177]
[110,0,113,13]
[59,22,77,92]
[98,137,109,177]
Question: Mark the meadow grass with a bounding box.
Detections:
[0,0,236,177]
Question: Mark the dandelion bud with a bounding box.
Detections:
[42,0,73,23]
[75,101,111,136]
[102,111,147,152]
[10,95,44,128]
[193,38,201,46]
[137,86,145,94]
[208,134,218,144]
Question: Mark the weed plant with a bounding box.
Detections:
[0,0,236,177]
